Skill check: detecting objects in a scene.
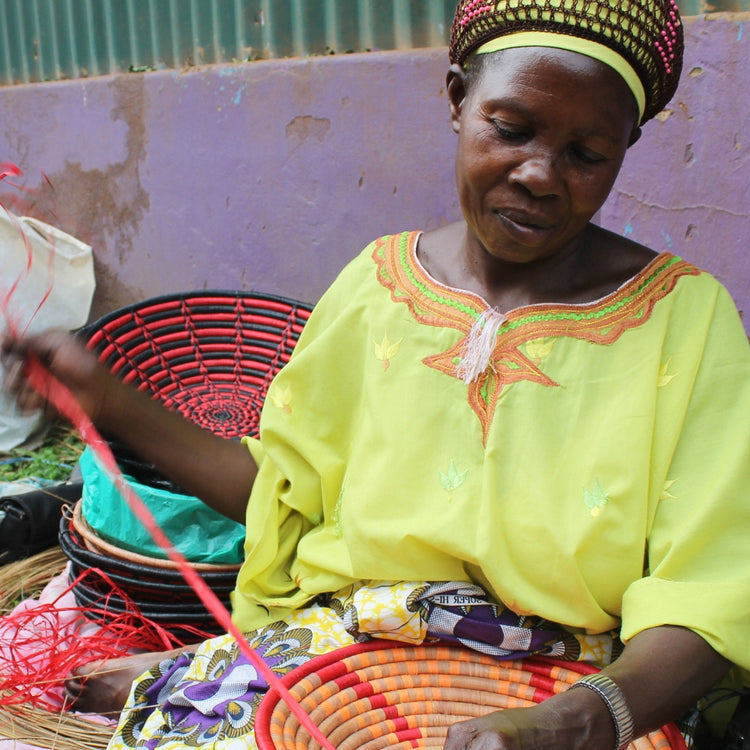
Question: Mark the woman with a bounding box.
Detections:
[4,1,750,748]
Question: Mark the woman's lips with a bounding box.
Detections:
[494,209,557,243]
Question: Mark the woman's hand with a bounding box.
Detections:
[444,625,731,750]
[444,683,614,750]
[2,329,257,523]
[2,330,117,423]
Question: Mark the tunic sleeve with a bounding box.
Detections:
[230,245,377,630]
[620,281,750,679]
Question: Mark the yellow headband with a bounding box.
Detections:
[475,32,645,122]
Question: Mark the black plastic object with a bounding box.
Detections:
[0,482,82,564]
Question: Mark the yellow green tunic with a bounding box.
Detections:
[234,230,750,678]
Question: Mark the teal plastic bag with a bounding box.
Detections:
[79,446,245,564]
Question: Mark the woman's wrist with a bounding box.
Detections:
[569,673,634,750]
[548,679,619,749]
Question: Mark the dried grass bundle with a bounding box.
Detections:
[0,547,67,613]
[0,700,114,750]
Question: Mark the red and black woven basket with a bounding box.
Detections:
[81,290,313,440]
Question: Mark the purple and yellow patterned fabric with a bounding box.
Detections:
[109,581,621,749]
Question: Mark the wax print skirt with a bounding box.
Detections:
[107,580,622,750]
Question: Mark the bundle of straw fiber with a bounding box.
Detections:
[0,547,114,750]
[0,546,66,610]
[0,700,114,750]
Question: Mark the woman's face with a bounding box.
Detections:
[449,47,640,266]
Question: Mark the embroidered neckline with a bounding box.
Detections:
[374,231,701,444]
[396,230,689,325]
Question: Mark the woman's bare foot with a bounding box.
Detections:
[64,648,191,716]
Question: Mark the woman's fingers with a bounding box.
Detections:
[444,713,519,750]
[443,700,593,750]
[1,336,46,413]
[1,330,94,417]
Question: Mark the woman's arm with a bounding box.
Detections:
[444,625,730,749]
[2,331,256,523]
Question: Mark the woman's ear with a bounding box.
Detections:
[628,126,642,148]
[447,63,468,134]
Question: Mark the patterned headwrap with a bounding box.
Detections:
[449,0,684,124]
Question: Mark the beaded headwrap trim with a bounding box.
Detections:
[474,32,645,122]
[449,0,684,124]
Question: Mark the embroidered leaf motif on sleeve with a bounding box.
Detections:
[440,461,468,494]
[269,385,292,414]
[660,479,678,500]
[657,358,676,387]
[584,479,610,517]
[525,337,555,363]
[374,332,402,371]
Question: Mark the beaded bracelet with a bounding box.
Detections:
[569,672,635,750]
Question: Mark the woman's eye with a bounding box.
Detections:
[571,146,606,164]
[491,121,525,141]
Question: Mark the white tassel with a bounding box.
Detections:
[456,307,506,384]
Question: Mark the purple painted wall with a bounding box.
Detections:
[601,13,749,329]
[0,13,747,331]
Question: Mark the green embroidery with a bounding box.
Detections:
[396,230,682,330]
[440,461,468,495]
[584,479,610,517]
[504,257,682,330]
[398,233,480,319]
[479,378,492,405]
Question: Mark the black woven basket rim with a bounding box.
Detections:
[59,514,241,584]
[67,559,237,597]
[69,571,228,621]
[70,591,225,635]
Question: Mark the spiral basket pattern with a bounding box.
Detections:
[62,290,312,635]
[255,641,686,750]
[82,290,313,439]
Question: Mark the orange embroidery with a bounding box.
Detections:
[374,232,701,444]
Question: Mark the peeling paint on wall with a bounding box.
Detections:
[285,116,332,146]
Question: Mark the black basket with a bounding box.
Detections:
[60,511,238,637]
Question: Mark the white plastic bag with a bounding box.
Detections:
[0,212,95,451]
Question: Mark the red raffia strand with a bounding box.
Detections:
[0,162,21,183]
[0,565,208,711]
[23,343,336,750]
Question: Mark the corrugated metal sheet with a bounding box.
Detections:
[0,0,745,86]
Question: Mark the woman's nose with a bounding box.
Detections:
[508,153,562,198]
